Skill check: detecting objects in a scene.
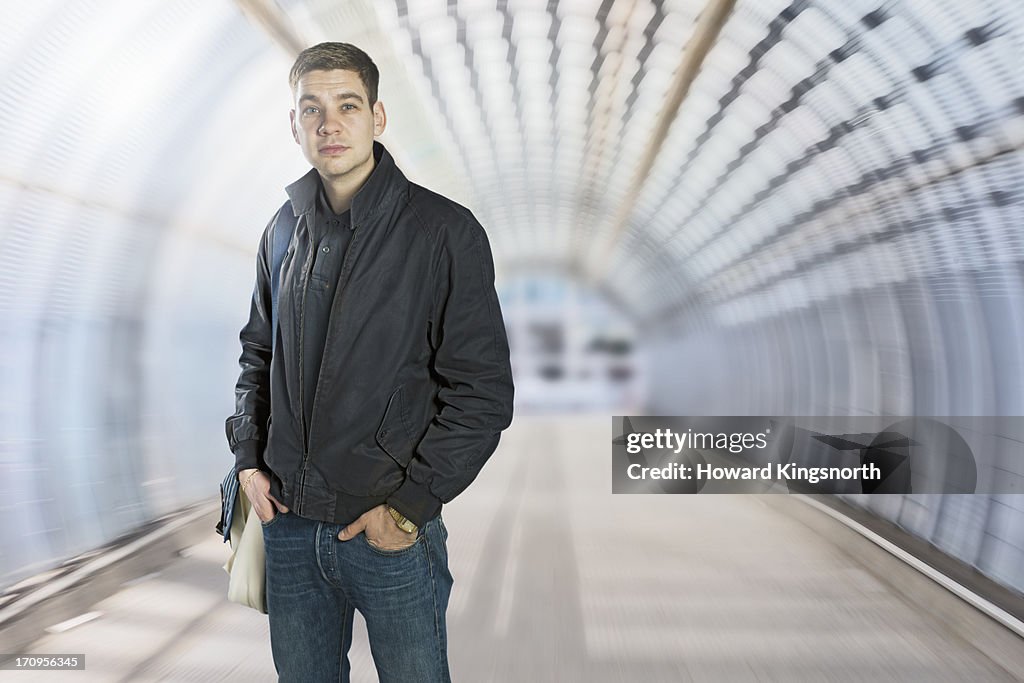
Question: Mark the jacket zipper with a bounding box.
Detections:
[295,210,315,510]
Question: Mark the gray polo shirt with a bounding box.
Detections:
[302,181,353,432]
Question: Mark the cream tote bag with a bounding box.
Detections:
[221,485,268,614]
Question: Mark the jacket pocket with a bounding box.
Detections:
[375,384,415,468]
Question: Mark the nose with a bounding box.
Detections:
[318,110,342,136]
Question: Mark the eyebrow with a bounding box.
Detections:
[298,91,365,105]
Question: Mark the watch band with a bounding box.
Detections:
[387,505,418,534]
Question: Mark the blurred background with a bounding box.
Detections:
[1,0,1023,680]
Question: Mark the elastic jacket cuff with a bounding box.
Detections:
[387,477,442,528]
[233,439,264,474]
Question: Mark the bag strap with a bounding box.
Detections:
[270,201,298,355]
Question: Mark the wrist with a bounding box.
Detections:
[239,468,261,492]
[237,467,259,483]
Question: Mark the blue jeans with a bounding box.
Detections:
[261,510,453,682]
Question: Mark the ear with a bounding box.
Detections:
[373,100,387,137]
[289,109,299,144]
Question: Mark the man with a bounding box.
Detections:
[225,42,514,682]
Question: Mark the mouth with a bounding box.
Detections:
[319,145,349,155]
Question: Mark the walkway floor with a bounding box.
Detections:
[12,416,1023,681]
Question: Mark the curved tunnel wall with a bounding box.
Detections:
[640,0,1024,592]
[1,0,1023,601]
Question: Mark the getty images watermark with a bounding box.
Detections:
[612,416,1023,495]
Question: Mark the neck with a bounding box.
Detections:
[320,156,375,214]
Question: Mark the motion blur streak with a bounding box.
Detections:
[1,1,1022,680]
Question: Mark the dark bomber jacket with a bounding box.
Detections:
[225,141,515,527]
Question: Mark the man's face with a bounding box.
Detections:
[290,69,385,182]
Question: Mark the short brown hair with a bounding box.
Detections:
[288,42,379,105]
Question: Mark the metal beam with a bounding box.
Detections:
[585,0,736,285]
[234,0,307,56]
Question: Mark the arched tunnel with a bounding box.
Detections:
[1,0,1023,680]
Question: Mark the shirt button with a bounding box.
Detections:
[322,246,330,253]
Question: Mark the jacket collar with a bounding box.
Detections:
[284,141,407,228]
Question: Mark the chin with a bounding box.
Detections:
[320,160,354,175]
[329,154,370,176]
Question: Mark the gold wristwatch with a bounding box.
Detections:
[387,505,418,534]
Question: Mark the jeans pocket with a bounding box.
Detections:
[260,511,284,528]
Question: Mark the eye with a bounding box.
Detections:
[342,104,356,110]
[303,106,319,115]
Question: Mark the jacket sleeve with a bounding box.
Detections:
[387,213,515,526]
[224,213,276,474]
